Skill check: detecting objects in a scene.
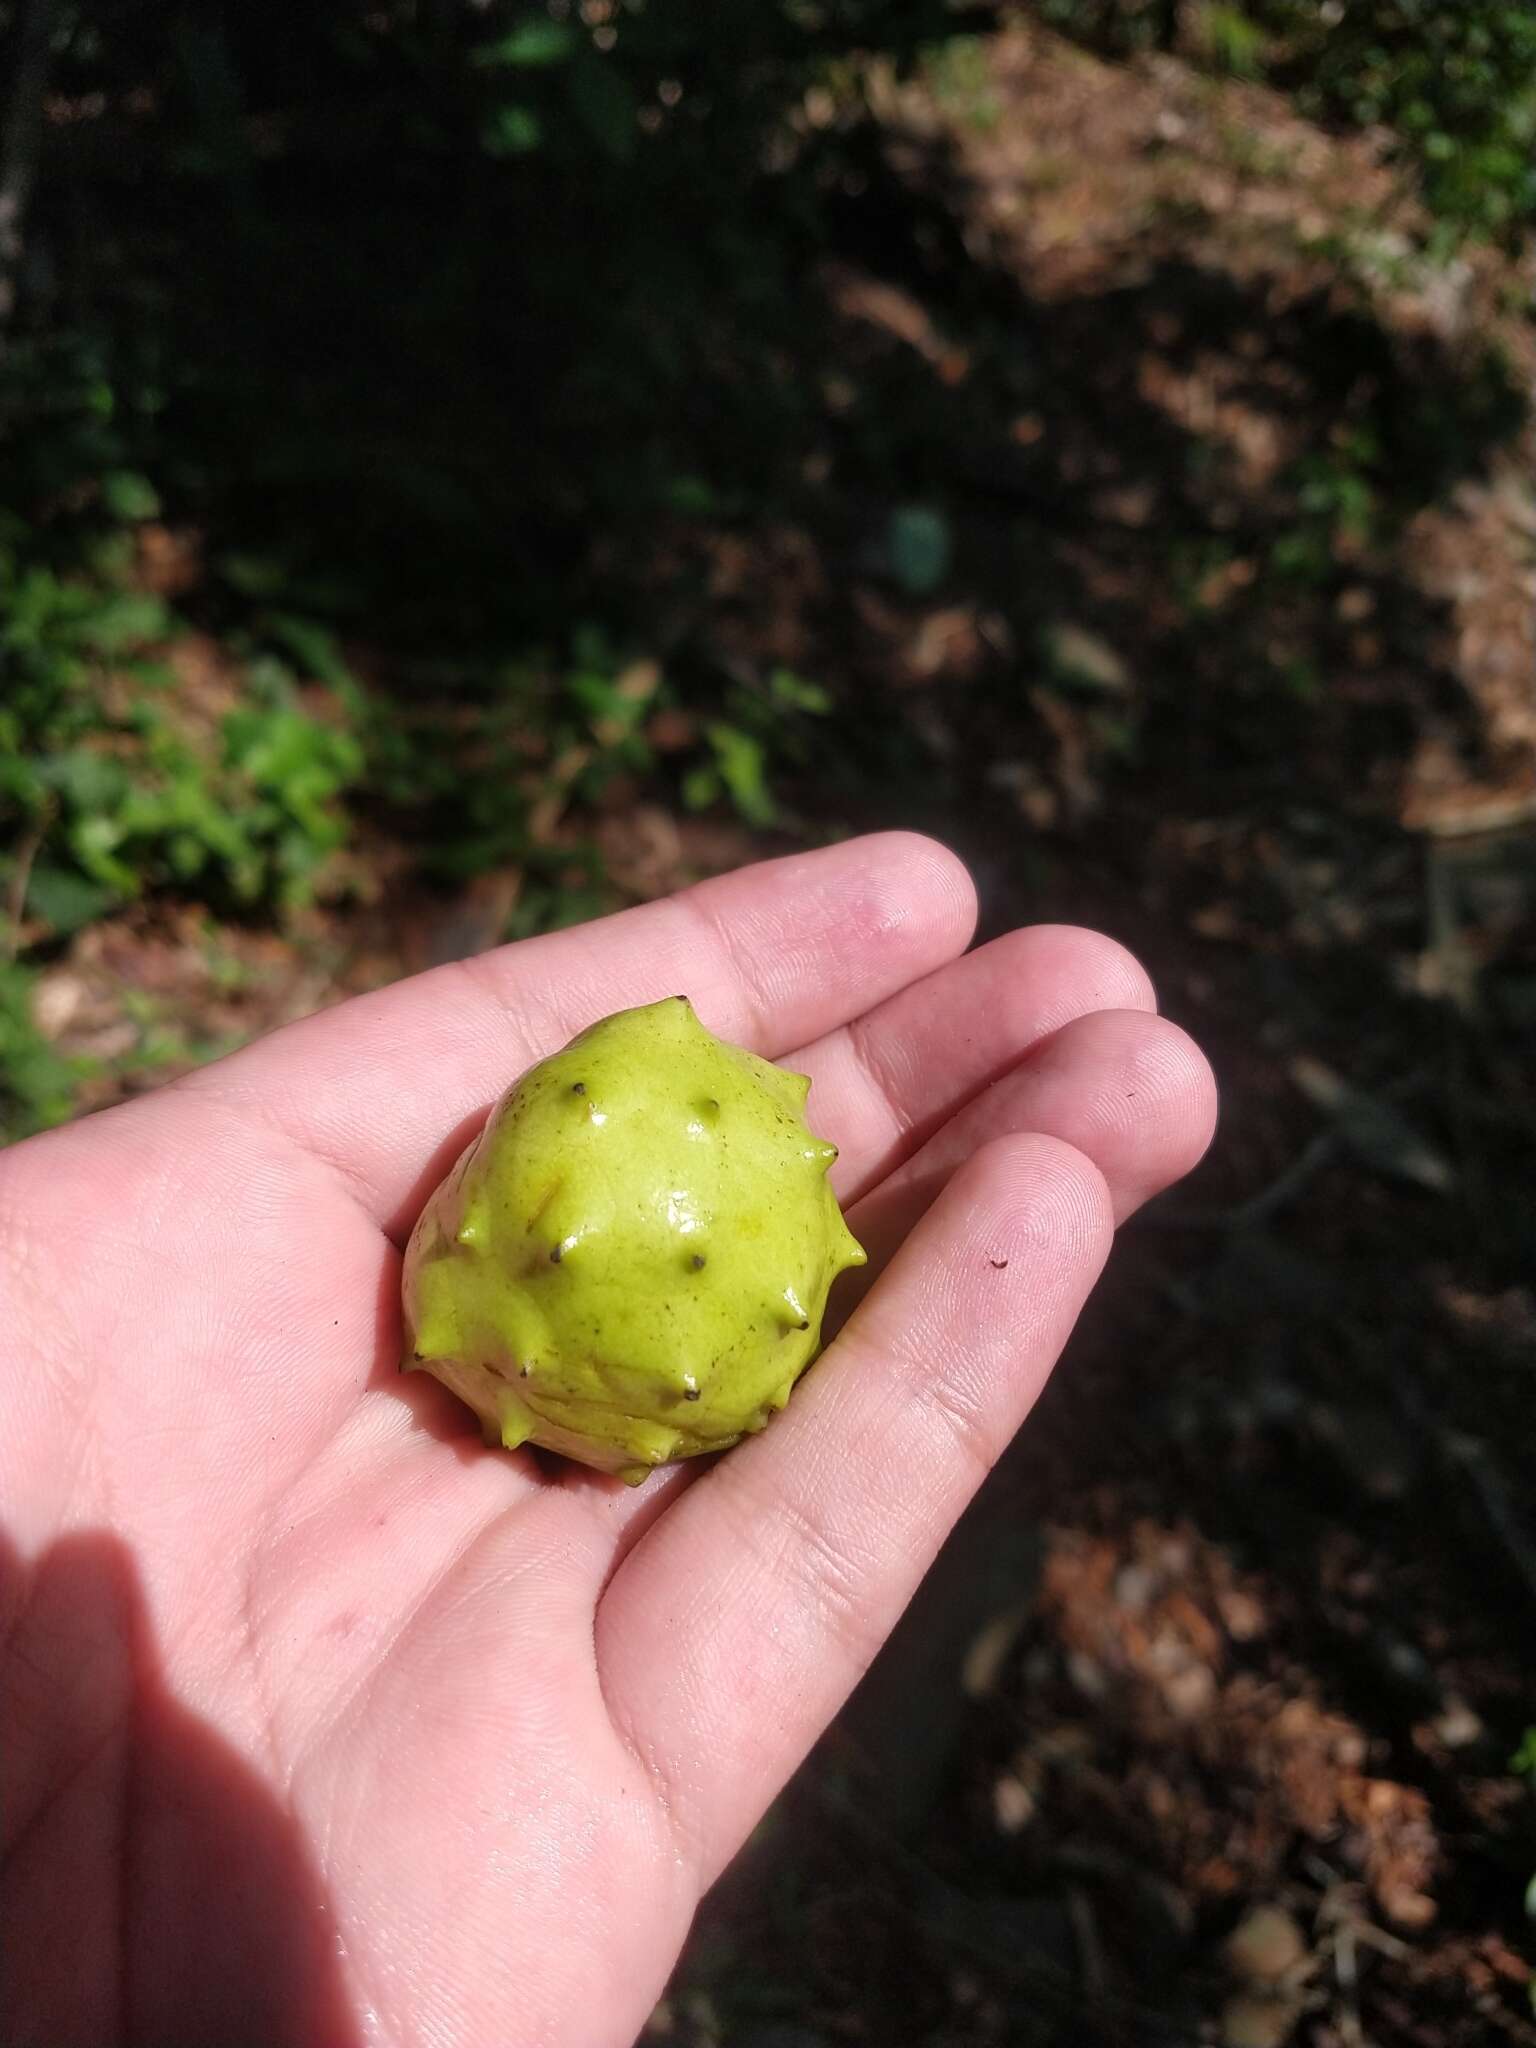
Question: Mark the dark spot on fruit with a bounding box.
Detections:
[797,1320,810,1331]
[571,1081,586,1095]
[684,1387,700,1401]
[550,1244,564,1263]
[673,994,687,1002]
[519,1363,532,1378]
[691,1252,707,1271]
[990,1258,1009,1270]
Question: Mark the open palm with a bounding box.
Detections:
[2,835,1214,2048]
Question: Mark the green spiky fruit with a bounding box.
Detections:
[401,995,866,1483]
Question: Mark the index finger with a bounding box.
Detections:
[175,834,976,1238]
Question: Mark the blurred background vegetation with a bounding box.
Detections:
[2,2,1534,2042]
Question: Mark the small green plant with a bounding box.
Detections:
[1,542,364,934]
[680,668,834,829]
[921,36,1002,130]
[1190,3,1264,79]
[1037,0,1536,242]
[0,964,94,1143]
[369,637,834,883]
[1,327,366,938]
[1294,0,1536,244]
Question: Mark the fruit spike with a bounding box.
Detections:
[401,995,866,1481]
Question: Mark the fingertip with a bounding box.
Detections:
[1022,1007,1219,1209]
[855,831,979,954]
[1167,1019,1220,1181]
[920,1128,1116,1309]
[1029,924,1156,1014]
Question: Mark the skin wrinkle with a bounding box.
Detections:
[612,1553,776,1872]
[178,1271,418,1724]
[329,1839,412,2048]
[455,878,774,1075]
[185,1087,406,1252]
[449,947,571,1072]
[702,1460,885,1673]
[287,1536,491,1772]
[589,1610,703,1894]
[313,1602,665,2048]
[902,1346,1000,1499]
[841,1006,919,1159]
[298,1504,600,1767]
[288,1565,609,2048]
[670,890,778,1049]
[1011,926,1157,1028]
[0,1171,97,1458]
[680,839,970,1046]
[812,1152,1097,1508]
[251,1419,557,1700]
[239,1531,303,1802]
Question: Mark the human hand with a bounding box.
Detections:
[1,834,1215,2048]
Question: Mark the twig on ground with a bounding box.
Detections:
[2,804,51,962]
[1066,1885,1109,2007]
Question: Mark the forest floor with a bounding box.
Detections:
[22,22,1536,2047]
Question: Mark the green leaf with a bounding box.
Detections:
[665,475,718,516]
[260,612,355,689]
[681,764,721,813]
[570,621,615,672]
[24,865,116,934]
[218,552,288,598]
[40,748,131,813]
[0,961,92,1140]
[768,668,832,715]
[68,812,139,894]
[99,471,162,522]
[707,722,775,827]
[482,104,543,156]
[567,670,623,722]
[472,20,577,69]
[75,592,171,654]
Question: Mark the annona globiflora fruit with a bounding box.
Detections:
[401,995,865,1483]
